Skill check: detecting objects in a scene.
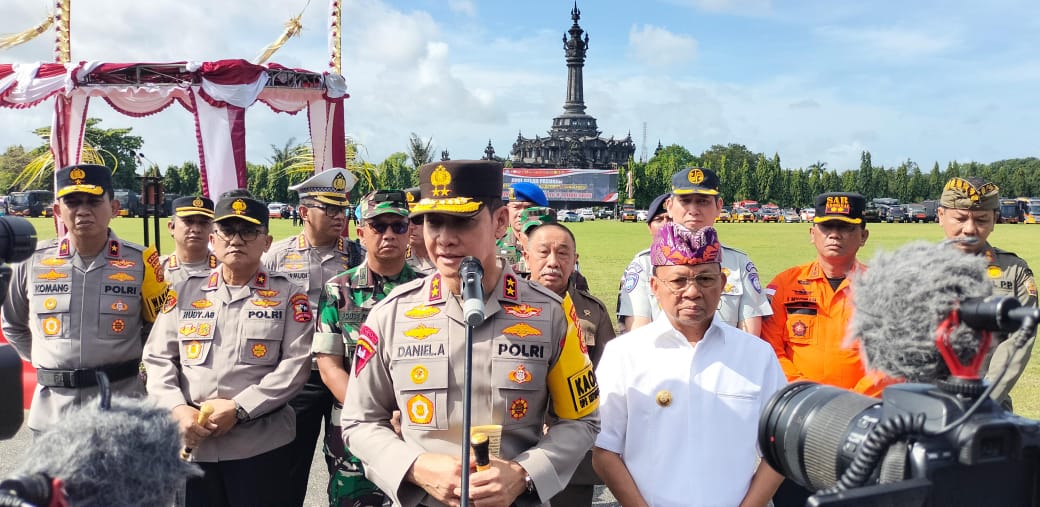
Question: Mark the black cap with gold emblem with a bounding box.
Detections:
[55,164,114,199]
[213,197,269,227]
[172,196,215,219]
[411,160,504,218]
[403,187,420,211]
[670,167,720,196]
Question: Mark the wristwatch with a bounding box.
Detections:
[234,402,249,423]
[523,474,536,496]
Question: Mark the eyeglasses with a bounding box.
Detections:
[307,204,346,218]
[215,227,263,242]
[367,221,410,235]
[656,273,721,294]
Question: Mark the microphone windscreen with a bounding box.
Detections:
[12,396,201,507]
[849,241,991,382]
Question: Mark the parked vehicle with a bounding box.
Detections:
[782,209,800,223]
[268,202,288,218]
[558,210,583,222]
[921,200,939,222]
[759,208,781,223]
[863,202,881,223]
[578,209,595,221]
[1026,199,1040,224]
[882,205,906,223]
[8,190,54,217]
[113,189,144,217]
[595,208,614,220]
[999,198,1027,224]
[733,207,755,223]
[716,208,732,223]
[905,204,927,223]
[799,208,816,222]
[620,207,637,222]
[636,210,649,222]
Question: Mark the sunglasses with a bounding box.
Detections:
[367,221,410,235]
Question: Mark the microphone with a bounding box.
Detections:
[460,256,485,326]
[9,396,200,506]
[180,402,214,460]
[849,241,991,383]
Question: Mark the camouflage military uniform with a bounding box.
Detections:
[498,230,522,270]
[314,260,420,507]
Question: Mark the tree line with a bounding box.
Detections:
[620,144,1040,209]
[1,119,1037,209]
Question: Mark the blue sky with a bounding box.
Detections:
[2,0,1039,173]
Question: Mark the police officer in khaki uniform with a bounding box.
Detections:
[315,189,421,506]
[519,212,615,507]
[342,160,600,507]
[2,164,168,433]
[161,195,218,285]
[262,168,364,504]
[144,196,313,507]
[937,177,1038,409]
[404,187,436,276]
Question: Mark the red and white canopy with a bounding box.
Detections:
[0,58,347,198]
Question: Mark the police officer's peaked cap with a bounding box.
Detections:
[289,168,357,207]
[55,164,114,199]
[411,160,504,218]
[508,182,549,206]
[172,196,215,219]
[647,193,669,224]
[939,177,1000,211]
[403,187,421,211]
[814,192,866,224]
[213,197,269,227]
[670,167,720,196]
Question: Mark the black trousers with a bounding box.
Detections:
[772,478,812,507]
[283,370,335,506]
[186,443,294,507]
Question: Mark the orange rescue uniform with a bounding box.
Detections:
[762,260,874,393]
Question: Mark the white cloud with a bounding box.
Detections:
[666,0,773,15]
[627,25,697,67]
[449,0,477,17]
[815,25,957,61]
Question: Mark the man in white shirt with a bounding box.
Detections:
[593,223,786,507]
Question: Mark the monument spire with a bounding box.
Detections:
[552,2,598,139]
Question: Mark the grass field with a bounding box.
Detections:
[17,216,1040,417]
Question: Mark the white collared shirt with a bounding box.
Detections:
[595,316,787,507]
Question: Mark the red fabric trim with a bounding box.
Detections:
[228,105,248,188]
[102,96,178,117]
[199,59,266,85]
[330,100,346,169]
[257,97,305,114]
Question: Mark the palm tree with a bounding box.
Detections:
[407,132,434,170]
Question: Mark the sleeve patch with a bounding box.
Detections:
[290,293,311,323]
[354,325,379,377]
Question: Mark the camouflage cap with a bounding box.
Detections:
[650,223,722,266]
[940,177,1000,210]
[520,206,557,233]
[358,189,410,220]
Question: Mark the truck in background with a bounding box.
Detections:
[8,190,54,217]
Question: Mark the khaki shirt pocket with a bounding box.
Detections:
[100,295,141,340]
[393,357,449,430]
[180,336,214,366]
[240,337,282,365]
[492,358,548,429]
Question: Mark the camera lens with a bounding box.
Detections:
[758,381,882,491]
[0,216,37,264]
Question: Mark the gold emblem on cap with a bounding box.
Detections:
[332,173,347,191]
[687,169,705,185]
[430,165,452,197]
[405,191,415,202]
[70,167,86,184]
[192,197,204,208]
[232,199,247,215]
[656,390,672,407]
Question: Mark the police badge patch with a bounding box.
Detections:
[623,269,639,293]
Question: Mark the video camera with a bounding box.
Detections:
[758,295,1040,506]
[0,216,38,441]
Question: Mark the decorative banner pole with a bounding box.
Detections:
[54,0,70,63]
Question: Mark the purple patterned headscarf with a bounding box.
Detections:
[650,223,722,266]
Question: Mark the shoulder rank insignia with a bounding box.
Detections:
[503,274,518,300]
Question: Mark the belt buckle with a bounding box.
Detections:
[52,371,75,388]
